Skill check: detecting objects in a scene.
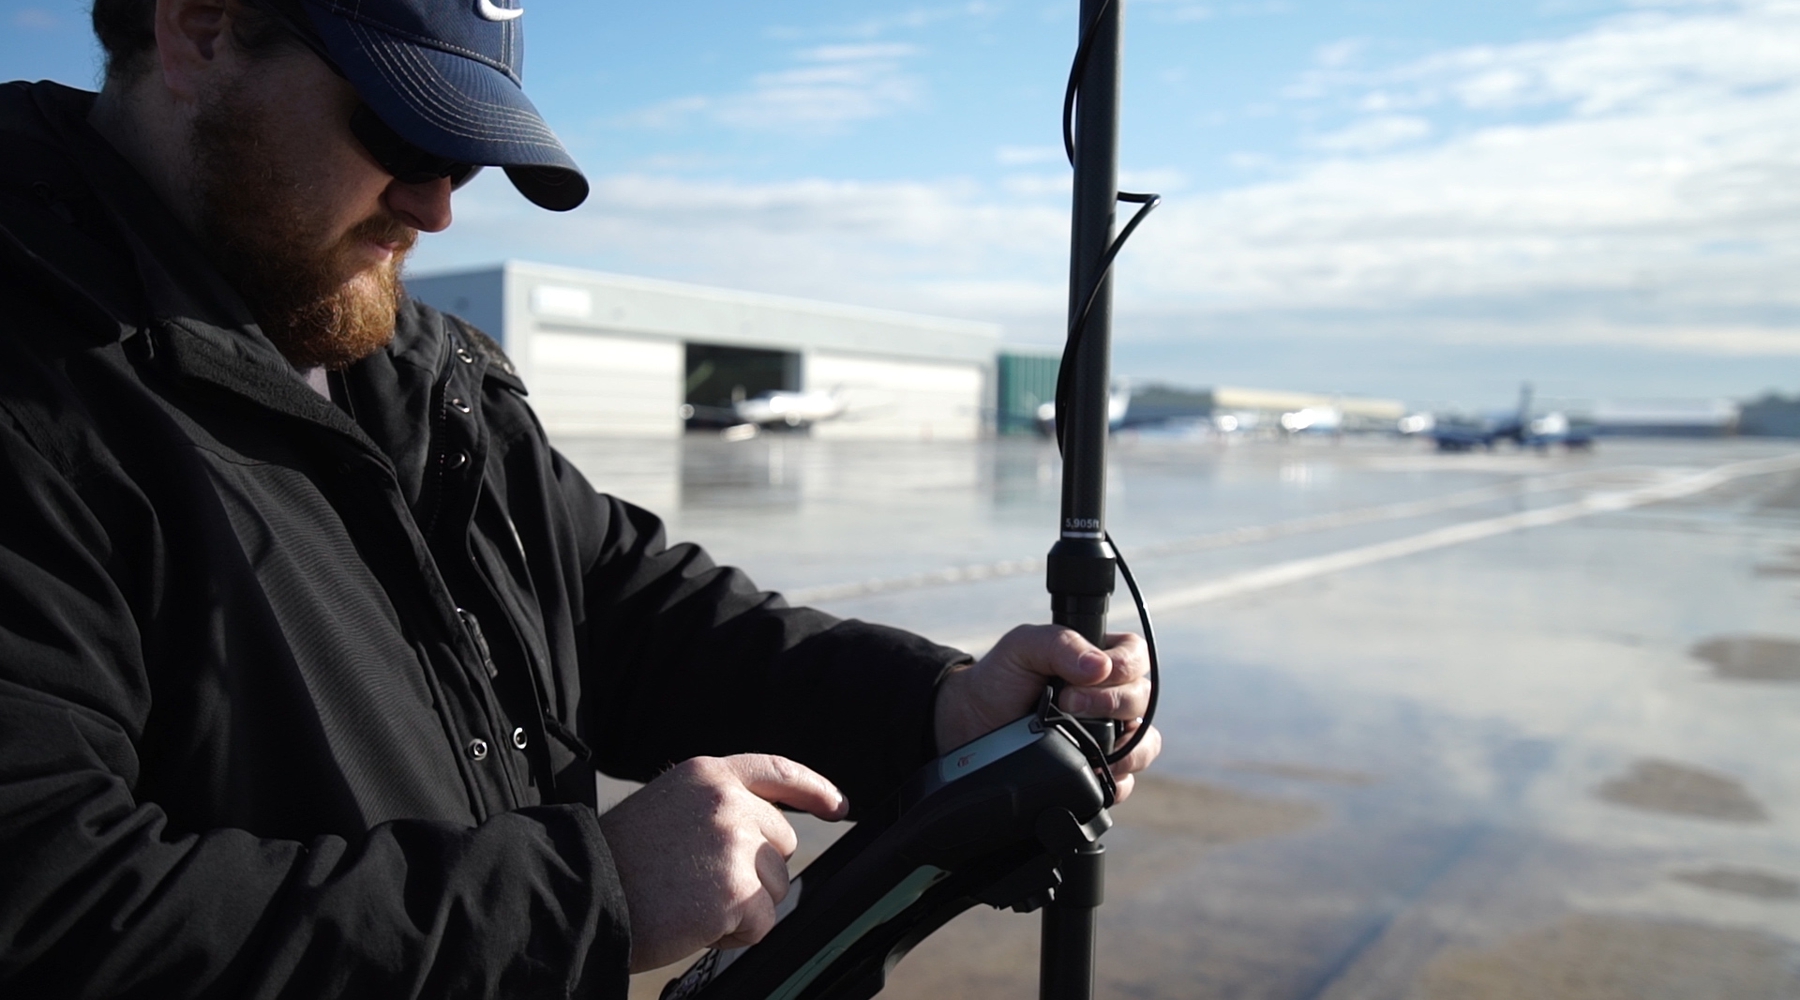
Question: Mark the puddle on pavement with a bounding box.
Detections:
[1595,759,1769,823]
[1102,772,1323,899]
[868,774,1320,1000]
[1756,547,1800,576]
[628,773,1321,1000]
[1693,635,1800,683]
[1226,760,1379,786]
[1409,914,1800,1000]
[1673,866,1800,901]
[1758,477,1800,513]
[1114,772,1323,842]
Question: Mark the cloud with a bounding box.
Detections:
[615,44,923,134]
[1307,115,1431,152]
[996,145,1065,166]
[1315,38,1364,69]
[1001,173,1072,198]
[830,3,997,40]
[1130,0,1800,324]
[420,172,1067,314]
[13,8,58,28]
[422,0,1800,382]
[1133,0,1294,23]
[1302,0,1800,116]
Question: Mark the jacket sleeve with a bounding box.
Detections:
[552,451,970,815]
[0,415,631,1000]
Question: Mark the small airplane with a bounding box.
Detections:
[1278,406,1341,434]
[682,388,851,438]
[1035,383,1132,436]
[1429,383,1594,452]
[732,389,847,428]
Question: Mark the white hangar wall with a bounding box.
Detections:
[407,261,1002,442]
[805,353,984,442]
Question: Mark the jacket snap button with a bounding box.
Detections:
[447,451,469,470]
[451,397,472,414]
[512,727,528,750]
[468,738,489,761]
[456,347,475,364]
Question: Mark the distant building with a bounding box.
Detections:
[1592,399,1740,437]
[1115,384,1404,434]
[408,261,1002,441]
[995,350,1061,436]
[1740,393,1800,437]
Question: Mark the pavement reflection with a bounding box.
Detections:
[564,435,1800,1000]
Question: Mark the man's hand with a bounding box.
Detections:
[597,754,848,972]
[934,626,1161,801]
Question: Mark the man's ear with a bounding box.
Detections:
[154,0,233,103]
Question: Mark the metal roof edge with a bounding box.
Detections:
[405,260,1005,340]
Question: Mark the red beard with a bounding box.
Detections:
[191,76,416,371]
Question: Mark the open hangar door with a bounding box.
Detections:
[683,344,801,430]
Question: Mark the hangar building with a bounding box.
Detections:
[407,261,1003,441]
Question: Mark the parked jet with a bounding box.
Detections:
[1036,384,1132,436]
[1430,383,1594,452]
[681,388,850,436]
[732,389,848,429]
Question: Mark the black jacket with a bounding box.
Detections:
[0,81,963,999]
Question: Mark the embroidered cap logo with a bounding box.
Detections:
[474,0,522,22]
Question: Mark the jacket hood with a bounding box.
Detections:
[0,83,267,341]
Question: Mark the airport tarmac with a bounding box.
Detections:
[559,433,1800,1000]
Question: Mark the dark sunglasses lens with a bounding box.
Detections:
[349,106,476,186]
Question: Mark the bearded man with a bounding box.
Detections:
[0,0,1159,996]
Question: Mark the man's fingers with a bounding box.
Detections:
[1101,632,1148,682]
[1059,678,1149,719]
[753,840,792,906]
[1055,631,1149,718]
[726,754,849,821]
[997,624,1111,686]
[1112,772,1137,803]
[1057,674,1150,719]
[1108,724,1161,780]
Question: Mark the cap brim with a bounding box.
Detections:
[306,12,589,211]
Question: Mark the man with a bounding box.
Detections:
[0,0,1159,995]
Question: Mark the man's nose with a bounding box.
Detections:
[385,176,454,233]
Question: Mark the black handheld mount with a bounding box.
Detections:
[661,698,1114,1000]
[660,3,1158,998]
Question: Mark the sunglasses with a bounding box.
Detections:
[348,105,482,189]
[250,0,482,189]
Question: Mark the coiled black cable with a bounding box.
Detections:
[1054,0,1161,770]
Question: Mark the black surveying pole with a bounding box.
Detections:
[1041,0,1124,998]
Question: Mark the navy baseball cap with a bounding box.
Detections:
[266,0,589,211]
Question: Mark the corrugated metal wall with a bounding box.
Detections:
[997,353,1060,436]
[409,263,1004,441]
[528,331,683,438]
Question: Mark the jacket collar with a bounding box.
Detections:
[23,83,279,356]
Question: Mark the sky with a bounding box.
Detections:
[7,0,1800,407]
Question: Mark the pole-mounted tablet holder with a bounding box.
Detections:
[660,3,1158,998]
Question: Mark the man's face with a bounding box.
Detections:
[188,40,453,370]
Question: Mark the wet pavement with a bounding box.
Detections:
[560,433,1800,999]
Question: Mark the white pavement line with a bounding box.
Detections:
[787,468,1613,606]
[1140,452,1800,617]
[934,452,1800,654]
